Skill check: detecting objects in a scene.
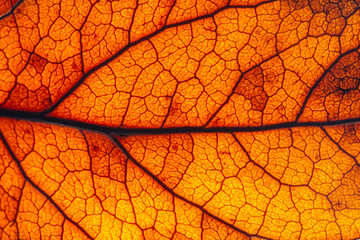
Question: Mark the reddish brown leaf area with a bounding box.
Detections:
[299,50,360,122]
[0,0,360,239]
[0,0,20,17]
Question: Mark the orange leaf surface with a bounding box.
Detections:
[0,0,360,239]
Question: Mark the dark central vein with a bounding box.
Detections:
[1,109,360,136]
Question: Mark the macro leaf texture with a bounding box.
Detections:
[0,0,360,239]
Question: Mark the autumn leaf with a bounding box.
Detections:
[0,0,360,239]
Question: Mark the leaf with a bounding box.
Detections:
[0,0,21,18]
[0,0,360,239]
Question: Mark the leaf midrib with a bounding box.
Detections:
[1,108,360,136]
